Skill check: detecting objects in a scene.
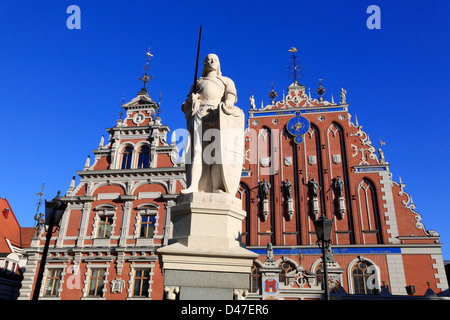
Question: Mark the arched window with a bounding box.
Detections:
[249,264,261,293]
[357,178,382,243]
[137,146,150,169]
[121,147,133,169]
[237,183,250,246]
[351,261,377,295]
[279,261,295,285]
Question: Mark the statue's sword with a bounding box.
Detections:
[192,25,202,95]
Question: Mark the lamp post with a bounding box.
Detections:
[313,211,333,300]
[32,191,67,300]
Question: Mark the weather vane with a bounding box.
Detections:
[35,182,45,213]
[138,47,154,89]
[34,183,45,235]
[287,47,303,85]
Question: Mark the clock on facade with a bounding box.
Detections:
[286,113,310,144]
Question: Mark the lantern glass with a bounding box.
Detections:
[313,214,332,242]
[44,192,67,227]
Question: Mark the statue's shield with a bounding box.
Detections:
[219,105,245,194]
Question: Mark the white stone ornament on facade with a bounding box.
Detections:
[261,199,269,221]
[340,86,347,104]
[308,155,317,165]
[132,112,146,125]
[286,198,294,220]
[284,156,292,166]
[260,157,270,167]
[110,278,125,294]
[332,154,341,164]
[233,289,249,300]
[164,286,180,300]
[312,197,319,220]
[336,196,346,219]
[250,94,255,110]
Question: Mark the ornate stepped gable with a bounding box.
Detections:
[240,81,436,247]
[18,87,185,300]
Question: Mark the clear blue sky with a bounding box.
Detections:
[1,1,449,258]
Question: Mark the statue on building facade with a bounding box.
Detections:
[283,178,293,200]
[308,178,320,220]
[333,176,344,198]
[181,54,244,195]
[340,86,347,104]
[259,178,271,221]
[308,178,320,199]
[333,176,346,219]
[34,212,45,237]
[259,178,271,200]
[266,242,274,262]
[283,178,294,220]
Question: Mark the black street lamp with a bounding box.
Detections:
[32,191,67,300]
[313,211,333,300]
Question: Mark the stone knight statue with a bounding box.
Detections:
[181,54,244,195]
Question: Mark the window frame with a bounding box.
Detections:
[92,205,117,241]
[134,204,159,245]
[137,146,150,169]
[132,268,151,297]
[87,268,106,298]
[43,268,63,297]
[347,257,381,295]
[97,215,114,239]
[121,147,134,169]
[249,263,261,293]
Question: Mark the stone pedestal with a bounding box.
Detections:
[336,196,346,219]
[157,192,258,300]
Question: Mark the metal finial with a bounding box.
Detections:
[287,47,303,85]
[35,182,45,215]
[157,92,162,117]
[316,78,325,101]
[268,83,277,104]
[138,47,154,89]
[118,95,125,120]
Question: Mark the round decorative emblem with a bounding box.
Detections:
[286,113,310,144]
[133,112,145,125]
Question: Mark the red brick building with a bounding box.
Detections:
[239,81,448,299]
[0,197,34,300]
[18,73,448,300]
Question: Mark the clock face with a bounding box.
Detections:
[286,115,310,144]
